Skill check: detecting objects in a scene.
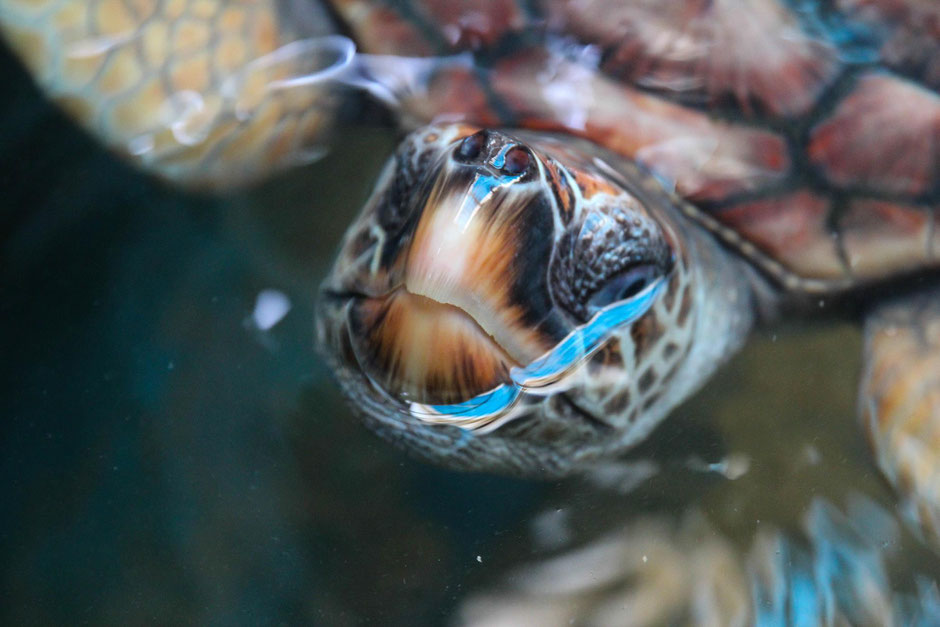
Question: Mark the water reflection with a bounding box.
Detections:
[458,498,939,626]
[460,511,750,625]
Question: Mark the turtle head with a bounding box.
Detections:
[318,124,743,476]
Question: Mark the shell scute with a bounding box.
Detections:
[548,0,841,116]
[416,0,527,50]
[840,199,936,279]
[481,49,792,201]
[839,0,940,86]
[403,65,501,127]
[329,1,435,56]
[808,73,940,196]
[712,190,846,280]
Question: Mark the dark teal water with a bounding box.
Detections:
[3,43,940,625]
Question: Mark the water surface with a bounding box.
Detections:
[2,44,938,625]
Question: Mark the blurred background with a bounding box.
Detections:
[2,40,940,625]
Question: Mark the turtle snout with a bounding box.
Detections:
[450,129,537,181]
[318,125,571,413]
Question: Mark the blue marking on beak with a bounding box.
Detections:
[410,276,666,432]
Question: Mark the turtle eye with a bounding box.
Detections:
[500,146,532,176]
[456,131,486,161]
[586,264,661,315]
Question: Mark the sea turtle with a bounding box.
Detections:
[2,0,939,536]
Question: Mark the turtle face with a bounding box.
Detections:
[318,124,698,475]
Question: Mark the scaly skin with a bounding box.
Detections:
[862,287,940,546]
[0,0,337,187]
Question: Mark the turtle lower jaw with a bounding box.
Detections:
[332,287,523,406]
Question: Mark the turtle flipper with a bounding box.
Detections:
[860,287,940,547]
[0,0,342,188]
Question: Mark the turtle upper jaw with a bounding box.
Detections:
[401,190,554,366]
[330,163,572,406]
[337,199,558,406]
[343,287,522,406]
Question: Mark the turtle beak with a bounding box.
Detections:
[335,151,568,405]
[402,166,555,363]
[345,289,519,404]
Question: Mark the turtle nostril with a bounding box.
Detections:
[501,146,531,176]
[456,130,487,161]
